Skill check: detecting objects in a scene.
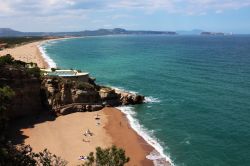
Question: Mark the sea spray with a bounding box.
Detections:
[111,86,139,95]
[111,86,161,103]
[117,106,174,166]
[144,96,161,103]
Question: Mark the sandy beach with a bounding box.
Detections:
[103,107,154,166]
[9,111,112,166]
[0,41,49,68]
[9,108,155,166]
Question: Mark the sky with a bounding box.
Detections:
[0,0,250,33]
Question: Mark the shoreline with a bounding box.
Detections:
[0,40,49,68]
[103,107,154,165]
[0,36,81,69]
[3,38,171,165]
[38,36,86,69]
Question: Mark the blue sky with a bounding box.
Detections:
[0,0,250,33]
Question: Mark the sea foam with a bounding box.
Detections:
[144,96,161,103]
[38,42,57,68]
[110,86,161,103]
[116,105,174,166]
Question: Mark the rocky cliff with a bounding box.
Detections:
[0,64,43,118]
[42,76,144,116]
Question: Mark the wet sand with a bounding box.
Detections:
[103,107,154,166]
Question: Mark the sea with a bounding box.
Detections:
[40,35,250,166]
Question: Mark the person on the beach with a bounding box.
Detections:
[79,156,87,160]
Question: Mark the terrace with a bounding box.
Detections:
[41,69,90,82]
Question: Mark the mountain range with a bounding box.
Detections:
[0,28,178,37]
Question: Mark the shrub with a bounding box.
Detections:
[83,145,130,166]
[0,54,14,66]
[0,144,68,166]
[35,148,68,166]
[26,67,41,78]
[0,86,15,113]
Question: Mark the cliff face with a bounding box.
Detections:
[42,76,144,116]
[0,65,43,118]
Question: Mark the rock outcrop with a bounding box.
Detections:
[42,76,145,116]
[99,88,144,106]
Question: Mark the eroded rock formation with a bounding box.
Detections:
[42,76,144,116]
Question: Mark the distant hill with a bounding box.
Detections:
[200,31,228,35]
[176,29,204,35]
[0,28,24,37]
[0,28,177,37]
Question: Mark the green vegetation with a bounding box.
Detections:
[1,143,68,166]
[0,54,41,78]
[83,145,130,166]
[0,36,45,48]
[27,66,41,78]
[0,54,15,66]
[0,86,15,135]
[0,54,26,67]
[0,86,15,115]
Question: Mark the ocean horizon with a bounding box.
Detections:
[40,35,250,166]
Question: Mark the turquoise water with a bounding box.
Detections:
[42,35,250,166]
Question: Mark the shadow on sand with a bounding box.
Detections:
[7,111,57,145]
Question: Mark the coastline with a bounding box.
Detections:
[103,107,155,166]
[0,40,49,68]
[0,36,81,69]
[3,38,171,165]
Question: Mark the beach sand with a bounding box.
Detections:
[9,108,154,166]
[103,107,154,166]
[0,41,49,68]
[9,111,112,166]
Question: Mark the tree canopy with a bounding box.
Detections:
[83,145,130,166]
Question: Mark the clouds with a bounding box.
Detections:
[1,0,250,17]
[0,0,250,32]
[108,0,250,15]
